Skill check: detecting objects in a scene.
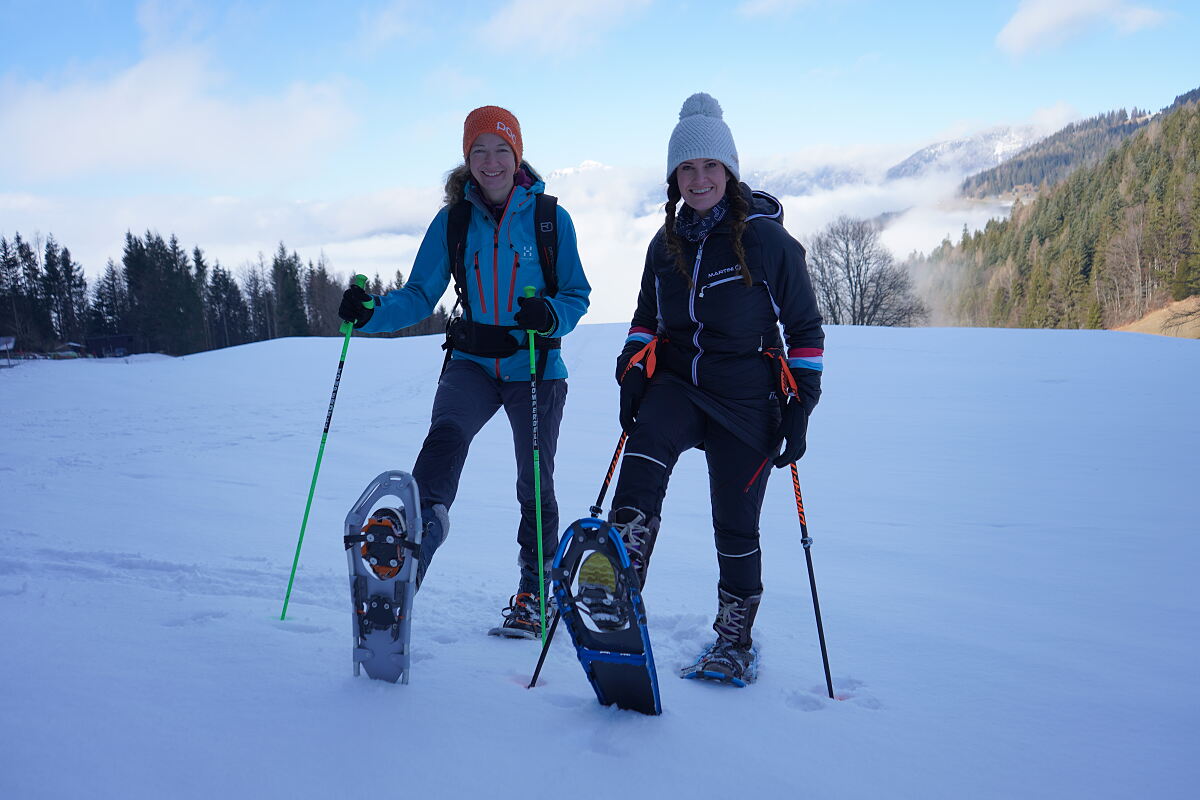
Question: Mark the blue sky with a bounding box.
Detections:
[2,0,1198,319]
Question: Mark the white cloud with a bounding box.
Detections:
[357,0,424,53]
[1,184,440,281]
[1028,100,1081,135]
[478,0,651,56]
[997,0,1166,55]
[0,46,355,185]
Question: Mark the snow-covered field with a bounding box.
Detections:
[1,323,1197,799]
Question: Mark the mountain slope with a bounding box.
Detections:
[961,86,1200,199]
[885,126,1041,181]
[914,99,1200,329]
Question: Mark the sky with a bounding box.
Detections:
[2,0,1198,321]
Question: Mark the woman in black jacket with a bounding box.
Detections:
[602,93,824,684]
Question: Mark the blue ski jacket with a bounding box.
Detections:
[360,176,591,381]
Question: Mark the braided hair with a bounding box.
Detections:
[663,168,753,286]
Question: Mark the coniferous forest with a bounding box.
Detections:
[0,232,447,356]
[912,99,1200,330]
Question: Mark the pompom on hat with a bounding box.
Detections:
[666,92,739,181]
[463,105,523,166]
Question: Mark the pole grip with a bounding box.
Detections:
[339,274,375,336]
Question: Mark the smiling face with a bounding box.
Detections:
[675,158,728,217]
[468,132,518,206]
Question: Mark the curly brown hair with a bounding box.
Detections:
[442,162,543,206]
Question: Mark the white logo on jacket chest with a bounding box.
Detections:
[706,264,740,280]
[522,244,535,259]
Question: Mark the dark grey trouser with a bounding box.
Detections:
[610,379,772,597]
[412,359,566,588]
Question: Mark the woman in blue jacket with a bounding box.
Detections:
[338,105,591,638]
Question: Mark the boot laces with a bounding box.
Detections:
[714,601,747,642]
[612,509,651,570]
[502,592,539,623]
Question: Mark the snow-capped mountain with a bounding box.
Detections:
[743,165,869,198]
[884,126,1043,181]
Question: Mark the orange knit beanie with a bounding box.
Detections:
[462,105,523,165]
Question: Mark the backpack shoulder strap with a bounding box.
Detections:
[446,199,473,313]
[534,193,559,297]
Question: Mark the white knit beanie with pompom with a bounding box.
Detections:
[666,92,740,181]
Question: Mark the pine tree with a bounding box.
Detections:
[304,255,344,336]
[16,234,54,349]
[0,236,20,339]
[242,257,273,342]
[193,247,212,351]
[90,259,129,336]
[270,243,309,338]
[58,246,88,344]
[207,264,250,350]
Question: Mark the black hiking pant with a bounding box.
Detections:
[610,379,772,597]
[412,359,565,588]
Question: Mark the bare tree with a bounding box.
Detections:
[808,216,928,326]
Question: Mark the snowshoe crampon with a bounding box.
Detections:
[344,471,423,684]
[679,642,760,687]
[550,518,661,715]
[489,592,543,639]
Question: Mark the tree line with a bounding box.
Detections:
[0,231,448,356]
[912,98,1200,330]
[962,87,1200,200]
[960,109,1151,199]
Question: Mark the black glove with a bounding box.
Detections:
[338,285,376,328]
[773,402,809,467]
[514,295,555,334]
[615,340,644,383]
[619,367,649,433]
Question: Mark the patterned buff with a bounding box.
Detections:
[675,195,729,243]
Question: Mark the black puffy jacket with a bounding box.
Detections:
[619,185,824,422]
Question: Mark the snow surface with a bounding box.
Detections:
[1,323,1197,799]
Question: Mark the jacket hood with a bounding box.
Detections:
[740,183,784,225]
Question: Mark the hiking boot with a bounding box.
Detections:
[489,592,544,639]
[682,639,760,685]
[713,585,761,647]
[415,503,449,590]
[576,551,626,631]
[680,585,763,685]
[607,507,659,588]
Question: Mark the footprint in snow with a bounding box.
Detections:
[162,610,229,627]
[785,691,826,712]
[271,620,331,634]
[826,677,884,709]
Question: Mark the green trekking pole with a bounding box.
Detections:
[280,274,374,620]
[523,286,548,645]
